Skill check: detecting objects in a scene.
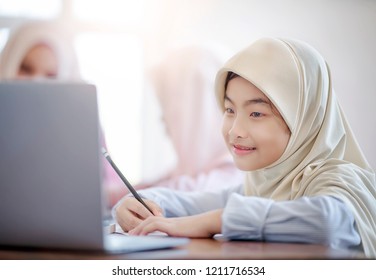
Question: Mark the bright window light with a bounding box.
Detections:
[75,32,143,183]
[0,28,9,53]
[0,0,61,18]
[0,0,145,183]
[73,0,144,26]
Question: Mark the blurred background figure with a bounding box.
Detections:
[0,19,126,208]
[138,45,244,191]
[0,20,80,80]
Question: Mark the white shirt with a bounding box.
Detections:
[115,184,362,252]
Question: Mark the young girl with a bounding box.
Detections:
[113,38,376,258]
[0,20,125,208]
[0,20,80,80]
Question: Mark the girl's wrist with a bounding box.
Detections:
[203,209,223,236]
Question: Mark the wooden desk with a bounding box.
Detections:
[0,238,364,260]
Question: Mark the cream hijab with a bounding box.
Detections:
[215,38,376,257]
[0,20,80,80]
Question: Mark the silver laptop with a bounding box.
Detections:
[0,81,189,254]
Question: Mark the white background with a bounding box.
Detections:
[0,0,375,182]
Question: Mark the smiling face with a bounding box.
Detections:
[222,76,291,171]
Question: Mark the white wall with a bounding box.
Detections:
[142,0,376,170]
[1,0,374,180]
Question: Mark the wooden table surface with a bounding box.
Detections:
[0,238,364,260]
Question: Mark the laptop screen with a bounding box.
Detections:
[0,81,106,250]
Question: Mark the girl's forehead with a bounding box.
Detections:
[225,76,271,102]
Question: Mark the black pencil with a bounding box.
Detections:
[101,148,154,215]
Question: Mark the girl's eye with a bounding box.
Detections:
[250,112,263,118]
[19,63,32,74]
[225,108,234,114]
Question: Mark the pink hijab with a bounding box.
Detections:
[143,45,244,191]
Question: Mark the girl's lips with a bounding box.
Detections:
[232,144,256,156]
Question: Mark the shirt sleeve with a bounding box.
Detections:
[113,184,243,218]
[222,194,362,250]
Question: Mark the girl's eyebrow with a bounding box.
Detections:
[224,95,233,103]
[224,95,269,106]
[245,98,269,106]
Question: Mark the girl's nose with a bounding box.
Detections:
[229,116,247,139]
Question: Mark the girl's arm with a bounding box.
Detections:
[137,184,243,217]
[128,192,361,252]
[113,184,242,233]
[222,194,361,250]
[129,209,223,238]
[115,185,361,251]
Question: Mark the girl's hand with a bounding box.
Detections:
[115,197,163,232]
[128,209,223,238]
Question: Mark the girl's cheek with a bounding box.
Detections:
[221,116,227,132]
[221,118,232,140]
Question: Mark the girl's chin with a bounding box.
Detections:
[233,161,256,171]
[232,156,265,171]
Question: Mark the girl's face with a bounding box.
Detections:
[222,76,290,171]
[17,44,58,79]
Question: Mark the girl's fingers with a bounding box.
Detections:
[115,197,164,232]
[127,200,154,219]
[127,199,163,219]
[129,217,175,236]
[117,211,143,232]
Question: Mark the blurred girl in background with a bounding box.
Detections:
[0,20,125,208]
